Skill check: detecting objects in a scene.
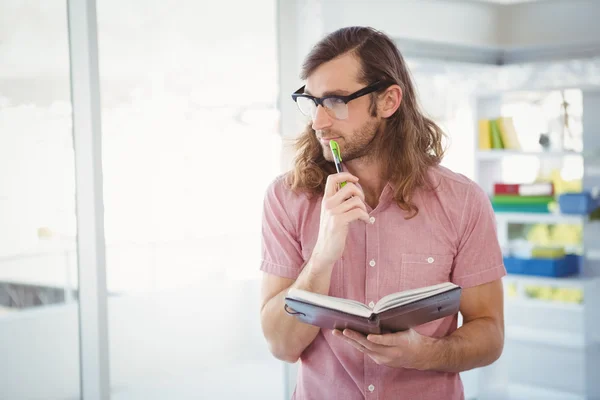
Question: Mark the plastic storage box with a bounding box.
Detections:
[558,192,599,215]
[503,255,581,277]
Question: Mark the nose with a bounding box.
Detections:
[311,105,333,131]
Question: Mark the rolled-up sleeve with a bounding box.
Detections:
[451,183,506,288]
[260,176,304,279]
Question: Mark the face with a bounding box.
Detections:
[304,53,382,163]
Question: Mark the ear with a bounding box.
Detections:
[378,85,402,118]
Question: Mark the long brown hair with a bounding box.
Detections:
[286,26,446,218]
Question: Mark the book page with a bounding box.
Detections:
[286,288,373,318]
[373,282,457,314]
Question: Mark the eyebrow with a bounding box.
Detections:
[304,88,351,97]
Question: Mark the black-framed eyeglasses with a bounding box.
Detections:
[291,80,393,120]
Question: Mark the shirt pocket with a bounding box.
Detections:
[399,253,456,337]
[301,246,345,298]
[400,253,454,292]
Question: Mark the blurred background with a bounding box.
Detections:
[1,0,599,399]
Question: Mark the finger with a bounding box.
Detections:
[332,196,367,215]
[343,329,386,352]
[324,173,359,198]
[329,182,365,204]
[366,334,392,346]
[342,208,371,224]
[367,330,410,346]
[334,331,368,353]
[332,329,344,337]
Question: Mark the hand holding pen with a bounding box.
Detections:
[313,169,370,266]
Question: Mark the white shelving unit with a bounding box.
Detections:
[476,150,582,161]
[506,383,588,400]
[494,211,587,225]
[465,87,600,400]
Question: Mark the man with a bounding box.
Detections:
[259,26,506,400]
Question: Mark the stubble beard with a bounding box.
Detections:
[321,118,382,164]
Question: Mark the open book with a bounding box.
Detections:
[284,282,461,335]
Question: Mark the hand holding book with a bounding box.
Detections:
[332,326,430,370]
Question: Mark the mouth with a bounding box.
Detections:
[319,137,340,145]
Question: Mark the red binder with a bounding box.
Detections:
[494,183,554,196]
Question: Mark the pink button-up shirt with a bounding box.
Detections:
[261,165,506,400]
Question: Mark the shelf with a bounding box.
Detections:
[477,150,581,160]
[474,84,600,400]
[506,326,588,349]
[494,212,586,225]
[506,383,585,400]
[503,273,596,288]
[505,297,584,312]
[587,249,600,261]
[586,165,600,177]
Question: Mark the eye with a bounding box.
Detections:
[324,97,345,108]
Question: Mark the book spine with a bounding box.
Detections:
[492,204,550,213]
[494,183,554,196]
[492,195,554,205]
[489,120,504,149]
[478,119,492,150]
[497,117,521,150]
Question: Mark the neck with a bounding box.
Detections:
[345,157,388,209]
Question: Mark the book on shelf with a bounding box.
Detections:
[497,117,521,149]
[493,195,555,205]
[491,183,556,213]
[491,195,554,213]
[478,117,521,150]
[489,119,504,149]
[492,204,551,213]
[494,183,554,197]
[478,119,492,150]
[284,282,461,335]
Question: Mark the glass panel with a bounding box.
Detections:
[0,2,81,399]
[97,1,283,398]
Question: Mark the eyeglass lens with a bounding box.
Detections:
[296,97,349,120]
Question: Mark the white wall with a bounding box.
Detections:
[322,0,499,48]
[319,0,600,59]
[498,0,600,48]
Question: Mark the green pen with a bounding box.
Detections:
[329,139,346,188]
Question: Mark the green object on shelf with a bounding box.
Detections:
[489,119,504,149]
[492,195,555,205]
[493,203,550,213]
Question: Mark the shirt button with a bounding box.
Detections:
[427,257,434,263]
[368,301,375,309]
[369,259,376,267]
[368,384,375,392]
[369,216,375,224]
